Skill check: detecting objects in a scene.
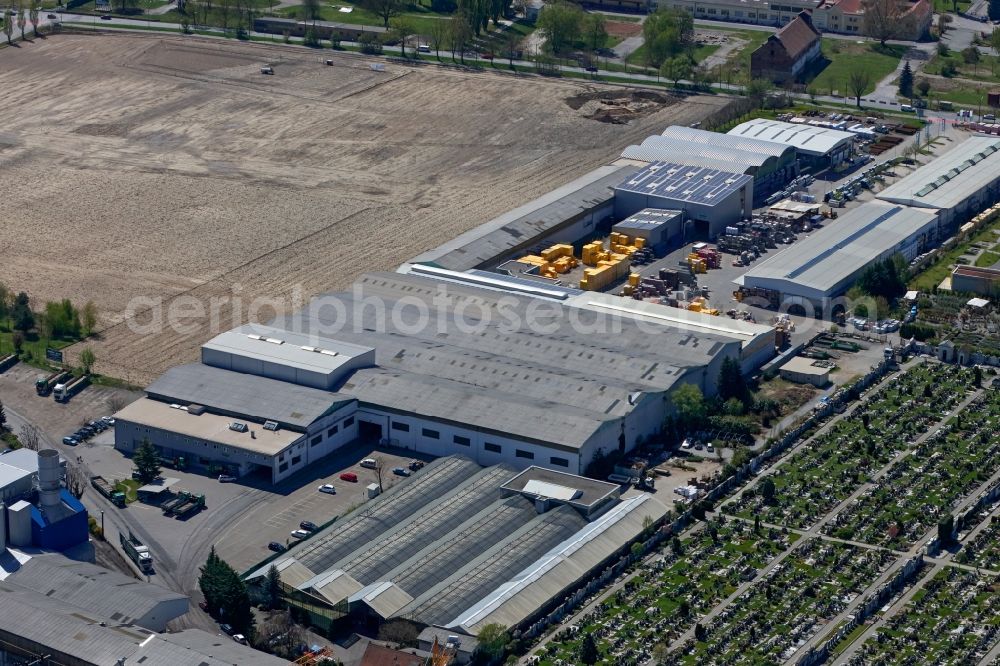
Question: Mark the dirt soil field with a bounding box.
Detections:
[0,34,732,384]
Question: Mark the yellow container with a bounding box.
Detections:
[629,273,640,287]
[635,237,646,249]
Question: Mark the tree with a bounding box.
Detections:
[2,8,13,43]
[198,547,227,615]
[862,0,902,47]
[671,536,683,555]
[938,514,954,545]
[429,17,449,58]
[79,348,96,375]
[745,78,773,109]
[300,0,320,21]
[265,564,283,610]
[643,7,693,68]
[257,609,303,659]
[360,0,402,27]
[536,1,583,54]
[718,357,751,406]
[847,67,872,108]
[584,12,606,54]
[579,632,599,665]
[963,45,981,75]
[373,455,385,492]
[17,4,26,40]
[82,301,98,337]
[759,476,776,503]
[660,55,692,87]
[378,619,420,647]
[29,4,37,36]
[450,13,472,63]
[66,465,87,499]
[992,27,1000,59]
[11,292,33,332]
[974,365,983,387]
[694,622,707,641]
[199,548,254,634]
[672,383,705,430]
[19,423,39,451]
[899,60,913,98]
[475,623,510,663]
[45,300,81,339]
[133,438,162,484]
[652,643,669,665]
[503,26,520,66]
[391,17,413,57]
[938,13,952,37]
[0,400,6,431]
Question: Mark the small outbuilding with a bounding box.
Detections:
[779,356,831,387]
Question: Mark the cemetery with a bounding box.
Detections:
[956,513,1000,571]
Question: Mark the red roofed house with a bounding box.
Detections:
[750,11,822,84]
[358,643,424,666]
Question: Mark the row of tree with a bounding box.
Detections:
[0,284,98,340]
[1,2,40,44]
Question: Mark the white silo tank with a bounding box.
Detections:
[0,502,6,550]
[8,501,32,547]
[37,449,62,509]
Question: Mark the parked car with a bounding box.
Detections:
[101,416,116,426]
[392,467,411,477]
[218,474,237,483]
[408,460,424,471]
[89,420,106,432]
[100,14,112,19]
[232,634,247,645]
[340,472,358,482]
[267,542,285,553]
[75,429,90,440]
[47,13,57,18]
[706,444,715,454]
[681,438,693,450]
[694,442,704,451]
[198,601,208,611]
[290,529,310,539]
[318,484,336,494]
[220,623,234,635]
[62,435,80,446]
[300,521,318,532]
[359,458,377,469]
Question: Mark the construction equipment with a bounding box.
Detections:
[91,475,126,508]
[120,530,154,573]
[36,370,71,396]
[53,374,89,403]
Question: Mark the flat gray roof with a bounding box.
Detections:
[204,323,373,376]
[738,202,939,299]
[876,135,1000,210]
[146,363,353,430]
[615,162,752,206]
[410,164,636,271]
[501,466,619,508]
[283,271,735,450]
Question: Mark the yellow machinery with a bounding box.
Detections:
[431,637,456,666]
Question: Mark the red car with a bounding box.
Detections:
[339,472,358,482]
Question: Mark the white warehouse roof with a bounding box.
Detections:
[876,136,1000,211]
[727,118,855,157]
[737,202,939,300]
[203,323,374,376]
[661,125,794,160]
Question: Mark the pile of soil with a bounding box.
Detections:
[566,90,676,124]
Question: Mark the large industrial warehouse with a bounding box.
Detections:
[614,161,754,238]
[620,126,798,199]
[727,117,856,168]
[115,264,776,481]
[246,456,668,637]
[736,201,940,311]
[876,135,1000,229]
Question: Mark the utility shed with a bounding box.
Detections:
[614,161,753,239]
[612,208,684,254]
[779,356,831,387]
[737,202,939,310]
[876,136,1000,229]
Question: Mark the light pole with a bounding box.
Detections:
[100,509,104,536]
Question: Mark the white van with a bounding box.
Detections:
[417,44,431,53]
[900,104,915,113]
[360,458,377,469]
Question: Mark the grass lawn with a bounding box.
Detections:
[807,40,907,97]
[975,250,1000,267]
[0,330,74,369]
[692,42,720,63]
[932,0,971,10]
[910,214,1000,291]
[115,478,141,503]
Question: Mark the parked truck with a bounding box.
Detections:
[53,374,90,403]
[171,494,205,518]
[36,370,71,396]
[160,491,190,515]
[120,530,154,573]
[90,475,126,507]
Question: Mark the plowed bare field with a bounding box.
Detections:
[0,33,732,384]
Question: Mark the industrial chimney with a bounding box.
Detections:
[37,449,62,509]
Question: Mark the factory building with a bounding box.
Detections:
[876,136,1000,230]
[246,456,669,638]
[411,164,638,272]
[612,208,684,254]
[727,117,856,168]
[0,555,283,665]
[0,449,88,552]
[614,161,754,239]
[117,264,774,480]
[737,202,939,312]
[620,126,797,199]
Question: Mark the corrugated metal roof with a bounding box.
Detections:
[451,493,670,633]
[145,363,353,429]
[727,118,855,156]
[349,581,413,619]
[409,165,636,271]
[636,134,784,170]
[129,631,292,666]
[876,135,1000,210]
[203,323,373,376]
[739,201,939,299]
[621,144,756,174]
[662,124,794,159]
[615,161,752,206]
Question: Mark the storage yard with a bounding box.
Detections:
[0,34,729,385]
